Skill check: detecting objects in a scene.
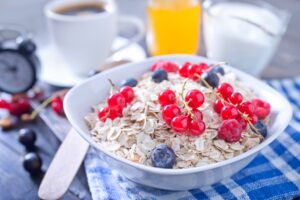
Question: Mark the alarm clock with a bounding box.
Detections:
[0,27,40,94]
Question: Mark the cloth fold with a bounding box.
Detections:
[84,78,300,200]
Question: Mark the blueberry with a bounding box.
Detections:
[18,128,36,149]
[201,71,219,88]
[23,152,42,175]
[151,144,176,168]
[18,40,36,54]
[211,66,225,75]
[152,69,168,83]
[120,78,138,87]
[253,120,268,137]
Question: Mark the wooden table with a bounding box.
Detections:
[0,0,299,199]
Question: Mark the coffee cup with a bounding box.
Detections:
[44,0,144,76]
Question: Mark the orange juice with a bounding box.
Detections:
[147,0,201,56]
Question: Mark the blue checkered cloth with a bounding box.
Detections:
[84,78,300,200]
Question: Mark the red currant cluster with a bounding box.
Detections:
[98,86,135,122]
[150,60,179,72]
[0,95,31,116]
[212,82,270,142]
[178,62,209,80]
[159,88,206,136]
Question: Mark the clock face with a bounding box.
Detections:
[0,49,36,93]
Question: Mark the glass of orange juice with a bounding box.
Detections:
[147,0,201,56]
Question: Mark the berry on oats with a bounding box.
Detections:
[158,89,176,107]
[185,89,204,109]
[107,92,126,111]
[151,60,179,72]
[213,99,225,114]
[211,66,225,75]
[229,92,243,105]
[251,98,271,120]
[151,144,176,168]
[253,121,268,137]
[98,106,110,122]
[202,71,219,88]
[238,101,255,116]
[120,86,135,104]
[171,115,188,133]
[179,62,191,78]
[188,119,206,136]
[218,119,242,143]
[120,78,138,87]
[152,69,168,83]
[217,83,234,99]
[188,64,203,80]
[162,104,181,124]
[220,105,239,120]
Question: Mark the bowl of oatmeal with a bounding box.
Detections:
[64,55,292,190]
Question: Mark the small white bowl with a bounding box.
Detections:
[64,55,292,190]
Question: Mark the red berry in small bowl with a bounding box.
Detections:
[51,96,64,116]
[120,86,135,104]
[162,104,181,124]
[229,92,243,105]
[171,115,188,133]
[185,89,204,109]
[251,98,271,120]
[239,101,255,116]
[218,119,242,143]
[217,83,234,99]
[158,89,176,107]
[179,62,191,78]
[98,106,110,122]
[107,92,126,111]
[188,64,203,80]
[220,105,239,120]
[213,99,225,114]
[188,120,205,136]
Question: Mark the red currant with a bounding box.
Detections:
[198,63,209,71]
[251,98,271,120]
[239,101,254,116]
[217,83,234,99]
[250,115,258,124]
[109,108,122,120]
[229,92,243,105]
[179,62,191,78]
[237,116,247,130]
[51,96,64,116]
[0,99,10,109]
[218,119,242,143]
[188,64,203,80]
[185,89,204,109]
[107,92,126,110]
[162,104,181,124]
[213,99,225,114]
[120,86,135,104]
[158,89,176,107]
[220,105,239,120]
[98,106,110,122]
[150,60,179,72]
[171,115,188,133]
[188,120,206,136]
[192,109,203,121]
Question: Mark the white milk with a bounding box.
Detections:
[203,1,287,76]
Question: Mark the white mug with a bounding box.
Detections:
[44,0,144,76]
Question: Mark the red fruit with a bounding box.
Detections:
[198,62,209,71]
[179,62,191,78]
[220,105,239,120]
[239,101,255,116]
[188,64,203,80]
[192,109,203,121]
[171,115,188,133]
[120,86,135,104]
[158,89,176,107]
[162,104,181,124]
[107,92,126,110]
[250,115,258,124]
[218,119,243,143]
[229,92,243,105]
[213,99,225,114]
[217,83,234,99]
[251,98,271,120]
[185,89,205,109]
[237,116,247,130]
[0,99,10,109]
[150,60,179,72]
[109,108,122,120]
[51,96,64,116]
[98,107,110,122]
[9,97,31,116]
[188,120,206,136]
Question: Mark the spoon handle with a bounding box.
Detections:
[38,129,89,200]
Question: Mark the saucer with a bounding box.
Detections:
[38,37,146,87]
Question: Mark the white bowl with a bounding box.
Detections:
[64,55,292,190]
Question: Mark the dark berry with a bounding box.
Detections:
[211,66,225,75]
[18,128,36,149]
[201,71,219,88]
[152,69,168,83]
[120,78,138,87]
[151,144,176,168]
[253,121,268,137]
[23,152,42,175]
[18,40,36,54]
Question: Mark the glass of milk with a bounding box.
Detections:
[203,0,290,76]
